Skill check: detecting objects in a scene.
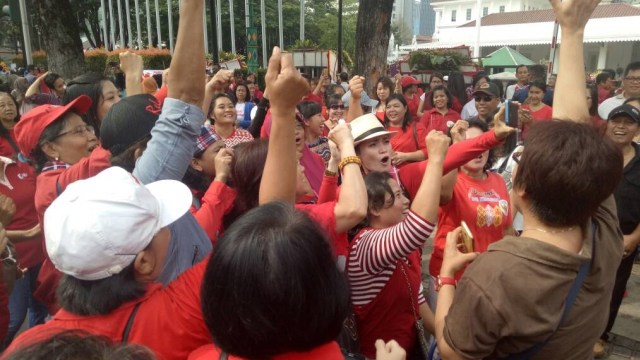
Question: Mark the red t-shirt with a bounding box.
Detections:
[189,181,236,245]
[7,257,211,360]
[188,341,344,360]
[0,157,44,268]
[419,108,461,133]
[429,172,512,279]
[388,123,428,164]
[422,92,463,113]
[404,94,421,121]
[397,130,503,200]
[296,201,347,257]
[521,104,553,140]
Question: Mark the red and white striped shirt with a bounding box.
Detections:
[348,211,435,306]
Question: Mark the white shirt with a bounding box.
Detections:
[598,93,626,120]
[461,99,477,120]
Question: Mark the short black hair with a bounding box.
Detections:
[624,61,640,77]
[339,72,349,82]
[202,202,349,358]
[529,80,547,93]
[56,262,146,316]
[297,100,322,120]
[43,73,62,90]
[3,330,155,360]
[430,85,453,110]
[515,64,529,73]
[383,93,412,132]
[595,72,611,85]
[365,171,395,216]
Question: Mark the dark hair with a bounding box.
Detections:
[515,64,529,73]
[223,139,269,228]
[56,262,146,316]
[0,91,20,126]
[297,100,322,120]
[446,71,467,106]
[595,72,611,85]
[384,93,412,132]
[234,83,250,103]
[490,79,504,98]
[365,171,395,215]
[472,72,489,88]
[624,61,640,77]
[430,85,453,110]
[208,93,235,122]
[109,135,151,173]
[324,84,345,105]
[203,202,349,358]
[339,72,349,82]
[4,330,156,360]
[43,73,62,90]
[587,84,599,117]
[528,80,547,94]
[514,121,622,227]
[528,65,546,82]
[63,73,112,136]
[466,119,495,171]
[430,72,444,84]
[326,93,343,108]
[374,77,395,103]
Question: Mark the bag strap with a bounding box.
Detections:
[121,303,141,343]
[506,221,597,360]
[399,261,420,322]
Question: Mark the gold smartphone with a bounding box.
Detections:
[458,221,474,253]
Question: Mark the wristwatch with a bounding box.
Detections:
[435,276,457,291]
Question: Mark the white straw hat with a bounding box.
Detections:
[350,113,396,146]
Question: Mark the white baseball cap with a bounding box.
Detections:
[44,167,192,281]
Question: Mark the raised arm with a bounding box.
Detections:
[167,0,205,105]
[550,0,600,123]
[412,131,449,223]
[346,76,365,122]
[119,52,144,97]
[259,48,309,204]
[328,123,367,233]
[202,70,234,116]
[25,72,47,97]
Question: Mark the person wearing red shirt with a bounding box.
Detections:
[596,72,614,105]
[383,94,428,168]
[400,76,421,121]
[428,120,513,307]
[420,86,462,133]
[374,76,395,121]
[347,131,449,358]
[418,72,462,117]
[0,157,49,346]
[521,80,553,140]
[0,92,20,158]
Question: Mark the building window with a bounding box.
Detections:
[451,10,457,22]
[499,5,505,13]
[483,7,489,16]
[466,8,472,20]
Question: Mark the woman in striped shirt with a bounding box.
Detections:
[347,130,450,359]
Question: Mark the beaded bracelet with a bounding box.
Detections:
[338,156,362,172]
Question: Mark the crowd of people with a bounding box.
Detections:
[0,0,637,359]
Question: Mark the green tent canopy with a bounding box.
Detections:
[482,47,535,67]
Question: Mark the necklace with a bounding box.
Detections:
[521,227,575,234]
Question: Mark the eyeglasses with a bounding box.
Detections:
[624,77,640,83]
[512,151,522,164]
[474,95,494,103]
[330,104,345,110]
[54,125,95,139]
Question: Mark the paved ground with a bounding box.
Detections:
[420,240,640,359]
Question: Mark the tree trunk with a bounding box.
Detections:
[33,0,86,79]
[354,0,394,93]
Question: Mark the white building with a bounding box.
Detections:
[401,2,640,72]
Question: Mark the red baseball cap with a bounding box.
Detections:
[400,76,421,88]
[14,95,92,159]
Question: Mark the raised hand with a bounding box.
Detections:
[264,47,309,112]
[425,130,450,161]
[207,69,234,93]
[119,51,144,76]
[449,120,469,144]
[349,76,366,99]
[375,339,406,360]
[214,147,233,183]
[550,0,601,33]
[491,105,517,141]
[328,122,354,150]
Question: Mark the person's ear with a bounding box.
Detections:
[41,142,60,161]
[191,157,204,172]
[133,250,156,283]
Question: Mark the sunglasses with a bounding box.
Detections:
[330,104,345,110]
[474,95,494,103]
